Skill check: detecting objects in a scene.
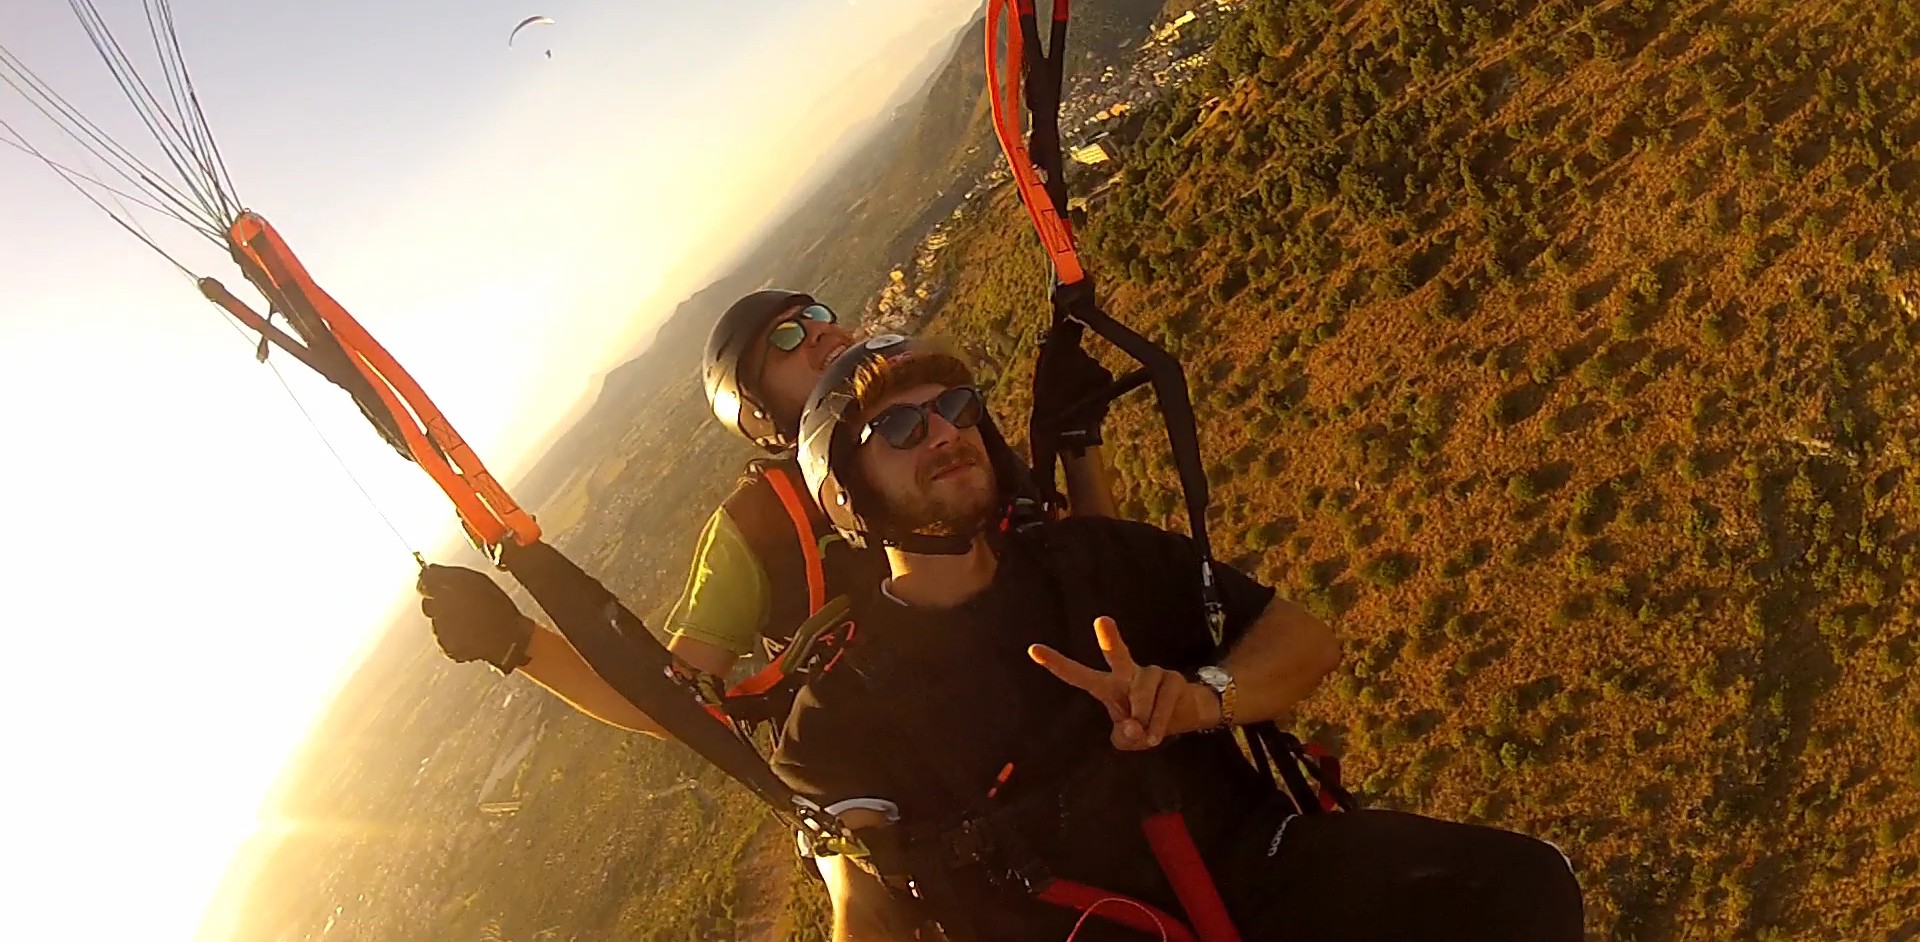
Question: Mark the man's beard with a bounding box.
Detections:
[886,443,998,537]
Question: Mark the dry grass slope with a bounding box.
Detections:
[930,1,1920,939]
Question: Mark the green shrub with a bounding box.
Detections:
[1577,356,1616,388]
[1679,453,1704,481]
[1611,312,1642,340]
[1507,472,1540,502]
[1365,552,1418,588]
[1701,316,1729,348]
[1249,521,1285,549]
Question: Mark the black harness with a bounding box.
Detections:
[818,526,1355,942]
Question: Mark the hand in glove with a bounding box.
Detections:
[417,564,535,674]
[1032,326,1115,455]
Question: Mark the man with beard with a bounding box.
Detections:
[775,335,1586,942]
[415,292,1121,737]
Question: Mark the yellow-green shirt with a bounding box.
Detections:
[664,506,773,657]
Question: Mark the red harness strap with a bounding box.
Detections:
[1141,813,1243,942]
[983,757,1234,942]
[1306,741,1346,812]
[985,0,1086,286]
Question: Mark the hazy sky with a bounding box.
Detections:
[0,2,979,940]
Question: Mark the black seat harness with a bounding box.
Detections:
[817,524,1355,942]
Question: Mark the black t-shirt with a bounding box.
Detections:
[773,517,1279,941]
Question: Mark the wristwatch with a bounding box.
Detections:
[1193,665,1237,731]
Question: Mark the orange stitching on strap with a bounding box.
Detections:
[728,661,787,699]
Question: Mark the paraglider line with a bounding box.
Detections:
[0,43,220,232]
[6,141,200,277]
[0,129,208,233]
[227,311,421,561]
[66,0,231,226]
[144,0,242,219]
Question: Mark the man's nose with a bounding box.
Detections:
[921,409,962,448]
[804,320,847,347]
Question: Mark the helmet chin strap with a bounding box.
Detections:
[879,491,1053,556]
[882,529,979,556]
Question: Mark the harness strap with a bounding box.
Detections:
[725,459,832,656]
[763,464,828,612]
[1304,740,1352,812]
[496,540,854,850]
[1140,812,1241,942]
[222,214,539,551]
[1246,725,1359,815]
[987,0,1228,643]
[724,597,857,718]
[986,0,1084,284]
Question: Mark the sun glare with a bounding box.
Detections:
[0,1,986,940]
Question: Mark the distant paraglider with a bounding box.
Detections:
[508,15,554,49]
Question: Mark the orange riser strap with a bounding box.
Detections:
[985,0,1085,286]
[226,212,540,548]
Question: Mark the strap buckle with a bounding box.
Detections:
[943,816,1051,895]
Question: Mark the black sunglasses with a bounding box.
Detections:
[860,386,985,450]
[767,304,837,353]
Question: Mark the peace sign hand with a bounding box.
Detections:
[1029,616,1222,751]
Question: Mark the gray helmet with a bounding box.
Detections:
[798,335,1037,554]
[702,289,814,452]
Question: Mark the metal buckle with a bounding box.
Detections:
[945,817,1051,894]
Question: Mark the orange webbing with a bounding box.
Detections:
[225,212,540,549]
[986,0,1085,286]
[727,660,788,699]
[724,468,831,703]
[762,466,827,613]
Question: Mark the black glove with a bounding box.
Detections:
[417,564,535,674]
[1032,326,1115,454]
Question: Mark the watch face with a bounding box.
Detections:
[1196,666,1230,691]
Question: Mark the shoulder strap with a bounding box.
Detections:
[762,463,827,612]
[723,459,827,646]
